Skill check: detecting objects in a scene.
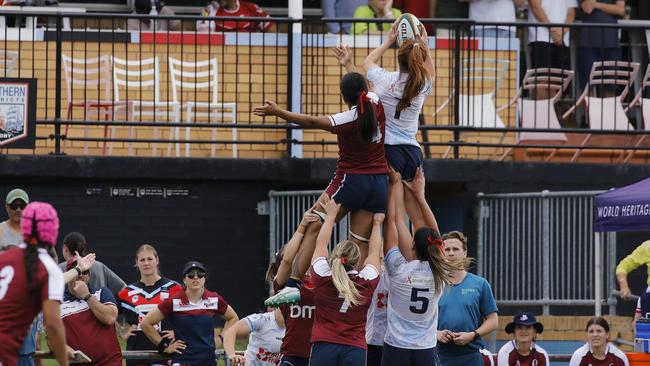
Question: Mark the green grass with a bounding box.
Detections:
[39,335,248,365]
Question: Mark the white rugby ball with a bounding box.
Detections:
[396,13,422,47]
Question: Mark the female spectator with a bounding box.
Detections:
[223,310,285,365]
[308,198,383,366]
[0,202,68,366]
[380,167,460,366]
[364,22,434,229]
[352,0,402,35]
[255,71,388,306]
[437,231,498,366]
[117,244,183,366]
[497,312,549,366]
[569,317,629,366]
[59,231,126,296]
[141,260,238,365]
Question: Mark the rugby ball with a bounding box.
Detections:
[396,13,422,47]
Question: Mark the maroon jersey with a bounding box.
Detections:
[0,245,64,365]
[61,287,122,366]
[280,281,316,358]
[497,341,549,366]
[569,343,628,366]
[199,0,273,32]
[310,257,379,349]
[328,92,388,176]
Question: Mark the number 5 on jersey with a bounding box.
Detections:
[410,288,429,314]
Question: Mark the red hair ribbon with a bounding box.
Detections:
[358,90,370,113]
[426,235,445,252]
[340,256,348,265]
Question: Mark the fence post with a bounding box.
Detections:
[53,13,63,155]
[287,1,302,158]
[452,23,462,159]
[476,193,485,277]
[607,232,617,316]
[541,190,550,315]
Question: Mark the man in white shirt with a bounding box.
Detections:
[463,0,525,38]
[528,0,578,70]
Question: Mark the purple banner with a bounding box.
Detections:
[594,177,650,232]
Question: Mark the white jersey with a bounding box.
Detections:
[569,343,629,366]
[383,247,441,349]
[366,267,389,346]
[367,65,431,147]
[243,311,285,366]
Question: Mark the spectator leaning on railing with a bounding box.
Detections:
[127,0,182,32]
[351,0,402,35]
[196,0,276,33]
[616,239,650,300]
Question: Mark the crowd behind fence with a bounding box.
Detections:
[0,12,649,161]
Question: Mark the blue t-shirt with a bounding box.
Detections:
[18,320,38,355]
[438,272,498,356]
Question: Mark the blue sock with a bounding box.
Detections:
[286,278,301,289]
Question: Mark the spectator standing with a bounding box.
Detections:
[322,0,367,34]
[527,0,578,70]
[437,231,498,366]
[0,188,29,250]
[577,0,626,88]
[127,0,181,31]
[352,0,402,35]
[463,0,525,38]
[196,0,275,32]
[616,239,650,300]
[0,202,68,366]
[497,312,550,366]
[431,0,468,37]
[569,317,629,366]
[58,232,126,296]
[116,244,183,366]
[141,261,239,365]
[60,258,122,366]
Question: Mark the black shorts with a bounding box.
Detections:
[309,342,366,366]
[381,343,440,366]
[366,344,384,366]
[385,144,423,182]
[529,41,570,70]
[279,355,309,366]
[325,173,388,213]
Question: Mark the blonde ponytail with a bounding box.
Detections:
[328,240,362,306]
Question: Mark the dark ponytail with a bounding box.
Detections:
[24,214,49,293]
[339,72,378,144]
[62,232,87,256]
[413,227,462,296]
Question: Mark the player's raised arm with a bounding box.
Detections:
[254,101,333,131]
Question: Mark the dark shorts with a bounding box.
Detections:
[529,42,570,70]
[438,350,483,366]
[309,342,366,366]
[381,343,440,366]
[280,355,309,366]
[385,144,423,182]
[366,344,383,366]
[325,173,388,213]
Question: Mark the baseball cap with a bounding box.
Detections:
[182,261,207,277]
[505,312,544,334]
[6,188,29,205]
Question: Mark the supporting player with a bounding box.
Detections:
[0,202,69,366]
[308,199,383,366]
[255,71,388,307]
[380,167,461,366]
[364,20,434,229]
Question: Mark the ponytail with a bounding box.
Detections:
[413,227,463,296]
[397,39,431,114]
[329,240,362,306]
[24,244,50,294]
[339,72,378,144]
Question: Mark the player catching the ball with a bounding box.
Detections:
[364,15,434,229]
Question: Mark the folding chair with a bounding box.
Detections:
[623,64,650,163]
[112,56,181,156]
[497,68,573,161]
[562,61,639,162]
[168,56,237,158]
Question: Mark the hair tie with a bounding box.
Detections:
[413,43,420,48]
[340,256,348,265]
[358,90,370,113]
[426,235,445,253]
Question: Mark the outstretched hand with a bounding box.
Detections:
[387,20,398,45]
[74,251,96,272]
[253,101,281,117]
[332,45,353,67]
[388,165,402,185]
[319,198,341,218]
[373,213,385,224]
[403,167,425,196]
[300,210,320,227]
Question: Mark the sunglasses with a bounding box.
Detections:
[185,272,205,279]
[9,202,26,211]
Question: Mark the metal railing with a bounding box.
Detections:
[0,11,649,160]
[477,190,621,315]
